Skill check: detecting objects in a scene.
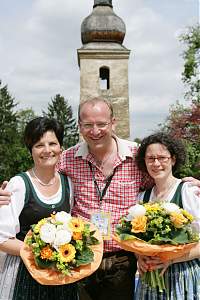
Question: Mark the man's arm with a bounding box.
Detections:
[182,177,200,196]
[182,177,200,186]
[0,181,11,206]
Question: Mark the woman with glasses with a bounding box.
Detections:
[134,132,200,300]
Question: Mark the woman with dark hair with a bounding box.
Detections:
[134,132,200,300]
[0,117,78,299]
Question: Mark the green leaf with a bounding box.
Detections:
[85,235,99,245]
[171,230,190,244]
[75,247,94,267]
[119,233,138,241]
[34,256,55,269]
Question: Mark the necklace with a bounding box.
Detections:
[32,168,56,186]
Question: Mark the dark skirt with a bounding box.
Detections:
[13,261,79,300]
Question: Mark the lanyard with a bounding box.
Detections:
[88,162,116,205]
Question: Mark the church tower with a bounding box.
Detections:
[77,0,130,139]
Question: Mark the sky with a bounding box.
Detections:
[0,0,198,139]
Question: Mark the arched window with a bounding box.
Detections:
[99,67,110,90]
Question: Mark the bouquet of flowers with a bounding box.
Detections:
[20,211,103,285]
[114,202,199,292]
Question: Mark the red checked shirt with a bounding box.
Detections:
[58,136,144,253]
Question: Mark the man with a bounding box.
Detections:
[0,98,200,299]
[58,98,144,299]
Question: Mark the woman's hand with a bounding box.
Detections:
[137,255,171,275]
[137,255,161,275]
[137,255,149,275]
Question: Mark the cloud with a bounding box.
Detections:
[0,0,198,139]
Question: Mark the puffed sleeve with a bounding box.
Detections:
[182,182,200,236]
[0,176,25,243]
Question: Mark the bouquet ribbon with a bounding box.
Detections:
[20,223,103,285]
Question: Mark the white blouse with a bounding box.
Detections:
[138,180,200,236]
[0,172,74,244]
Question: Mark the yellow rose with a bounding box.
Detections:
[131,216,147,233]
[170,212,188,228]
[180,209,194,222]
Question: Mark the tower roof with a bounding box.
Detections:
[81,0,126,45]
[93,0,113,8]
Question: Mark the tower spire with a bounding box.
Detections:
[94,0,112,7]
[81,0,125,44]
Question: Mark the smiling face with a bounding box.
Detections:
[79,101,116,153]
[145,143,176,182]
[31,131,62,170]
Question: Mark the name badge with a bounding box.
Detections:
[90,211,111,240]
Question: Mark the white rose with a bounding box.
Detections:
[128,204,146,218]
[55,211,72,225]
[53,229,72,247]
[56,223,72,232]
[40,223,56,243]
[126,214,135,221]
[162,203,180,213]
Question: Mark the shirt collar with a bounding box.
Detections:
[75,136,134,161]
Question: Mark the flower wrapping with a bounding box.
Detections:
[114,202,199,292]
[20,211,103,285]
[113,234,196,261]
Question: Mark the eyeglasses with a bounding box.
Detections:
[145,156,171,164]
[80,122,111,130]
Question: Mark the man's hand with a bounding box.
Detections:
[182,177,200,196]
[0,181,11,206]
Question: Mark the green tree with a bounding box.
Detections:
[0,81,18,182]
[180,25,200,104]
[16,108,37,133]
[0,81,34,183]
[14,108,38,172]
[161,25,200,178]
[43,94,79,149]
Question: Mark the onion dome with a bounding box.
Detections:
[81,0,126,45]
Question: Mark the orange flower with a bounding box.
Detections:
[170,212,188,228]
[131,216,147,233]
[40,246,53,260]
[73,232,82,240]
